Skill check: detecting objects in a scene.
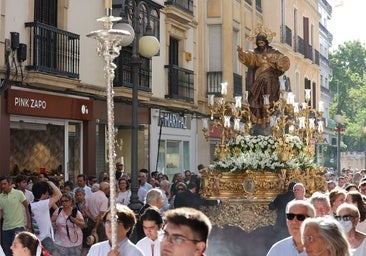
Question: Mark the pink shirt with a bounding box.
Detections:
[53,209,83,247]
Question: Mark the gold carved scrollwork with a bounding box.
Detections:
[200,199,276,232]
[200,168,326,199]
[199,168,326,231]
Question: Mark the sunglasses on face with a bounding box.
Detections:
[286,213,308,221]
[335,215,355,221]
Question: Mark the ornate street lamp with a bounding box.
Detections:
[87,0,132,248]
[334,109,345,177]
[115,0,161,212]
[363,119,366,169]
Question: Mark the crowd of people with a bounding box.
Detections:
[267,167,366,255]
[0,163,216,256]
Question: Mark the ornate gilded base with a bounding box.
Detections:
[200,199,276,232]
[200,168,326,200]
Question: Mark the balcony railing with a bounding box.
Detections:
[25,21,80,78]
[207,71,222,95]
[305,44,313,61]
[281,25,292,47]
[295,36,304,56]
[207,71,242,96]
[165,0,193,13]
[165,65,194,102]
[314,49,320,65]
[114,47,152,91]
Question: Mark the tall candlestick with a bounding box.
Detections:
[235,96,242,108]
[208,94,215,107]
[221,82,228,95]
[305,89,311,101]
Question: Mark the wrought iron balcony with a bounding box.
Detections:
[207,71,242,96]
[165,65,194,102]
[25,21,80,78]
[165,0,193,13]
[114,47,152,92]
[280,25,292,47]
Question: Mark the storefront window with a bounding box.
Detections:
[156,139,190,180]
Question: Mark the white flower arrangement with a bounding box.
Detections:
[210,134,316,172]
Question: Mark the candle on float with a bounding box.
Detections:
[224,116,231,128]
[244,91,248,102]
[305,89,311,101]
[208,94,215,106]
[221,82,228,95]
[202,118,209,130]
[293,102,299,113]
[263,94,270,105]
[318,121,324,132]
[269,116,277,127]
[299,117,306,129]
[104,0,112,9]
[234,118,240,131]
[286,92,294,105]
[235,96,242,108]
[280,77,286,91]
[319,101,324,112]
[217,97,223,105]
[240,122,246,133]
[309,118,315,129]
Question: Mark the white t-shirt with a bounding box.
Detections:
[88,238,144,256]
[31,199,54,241]
[136,236,161,256]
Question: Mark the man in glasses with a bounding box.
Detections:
[161,207,212,256]
[87,203,144,256]
[267,200,315,256]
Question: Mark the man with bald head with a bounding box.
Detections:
[86,181,110,242]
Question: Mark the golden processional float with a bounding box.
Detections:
[199,27,326,231]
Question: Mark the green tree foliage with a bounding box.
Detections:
[329,40,366,151]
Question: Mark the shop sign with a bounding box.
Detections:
[7,88,93,120]
[161,112,187,129]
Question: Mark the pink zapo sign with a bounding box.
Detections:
[7,88,93,120]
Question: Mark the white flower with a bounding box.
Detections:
[212,135,315,172]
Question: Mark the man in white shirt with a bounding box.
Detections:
[87,204,143,256]
[266,200,315,256]
[137,207,163,256]
[31,180,62,255]
[73,174,92,197]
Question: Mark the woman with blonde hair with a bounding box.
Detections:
[301,217,350,256]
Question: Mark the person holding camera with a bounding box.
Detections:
[51,192,85,256]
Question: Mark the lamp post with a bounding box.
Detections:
[363,119,366,169]
[87,1,131,248]
[116,0,160,212]
[334,109,345,177]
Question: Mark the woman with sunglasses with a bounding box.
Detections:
[51,192,85,256]
[336,203,366,256]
